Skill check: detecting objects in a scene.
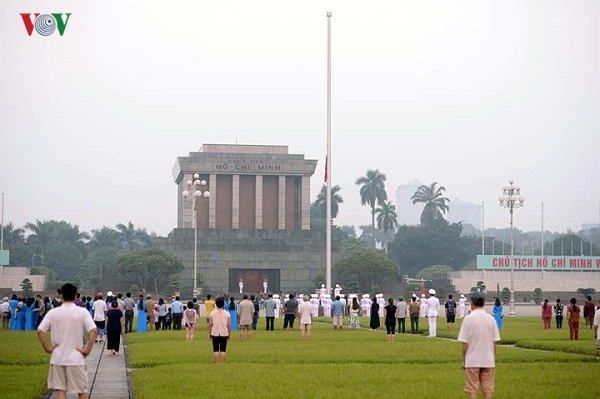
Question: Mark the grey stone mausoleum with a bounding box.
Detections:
[156,144,335,296]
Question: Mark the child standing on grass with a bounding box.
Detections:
[567,297,580,340]
[183,301,198,341]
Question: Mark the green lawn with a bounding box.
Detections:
[1,316,598,399]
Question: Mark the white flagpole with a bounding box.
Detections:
[325,11,332,295]
[1,193,4,250]
[481,201,484,254]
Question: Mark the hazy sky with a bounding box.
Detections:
[1,1,599,237]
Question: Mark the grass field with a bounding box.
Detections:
[1,316,598,399]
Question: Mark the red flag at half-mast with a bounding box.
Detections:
[324,156,328,182]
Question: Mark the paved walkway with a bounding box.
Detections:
[46,335,131,399]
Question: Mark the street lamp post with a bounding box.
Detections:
[499,180,525,316]
[182,174,210,298]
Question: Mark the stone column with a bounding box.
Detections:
[278,176,286,230]
[301,176,310,230]
[255,175,263,229]
[232,174,240,229]
[209,174,217,228]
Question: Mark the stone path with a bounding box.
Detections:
[46,335,131,399]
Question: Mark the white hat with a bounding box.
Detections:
[107,291,114,297]
[421,294,425,297]
[460,293,465,298]
[429,289,436,295]
[321,284,325,288]
[311,294,318,298]
[273,294,279,299]
[335,284,340,288]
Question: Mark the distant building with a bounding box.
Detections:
[395,180,423,225]
[448,199,481,228]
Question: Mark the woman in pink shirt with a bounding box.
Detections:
[542,299,553,330]
[207,297,231,363]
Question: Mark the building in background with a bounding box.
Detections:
[394,180,423,226]
[447,199,481,228]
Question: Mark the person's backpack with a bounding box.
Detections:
[446,300,456,316]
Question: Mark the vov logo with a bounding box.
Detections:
[20,13,71,36]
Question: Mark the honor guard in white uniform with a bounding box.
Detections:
[458,294,467,318]
[239,279,244,294]
[377,294,385,317]
[361,294,371,317]
[319,284,327,301]
[420,294,428,318]
[426,288,440,337]
[310,294,320,317]
[322,294,332,317]
[334,284,342,297]
[263,279,268,294]
[273,294,281,318]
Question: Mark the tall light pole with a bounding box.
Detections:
[182,174,210,298]
[499,180,525,316]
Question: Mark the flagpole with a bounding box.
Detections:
[481,201,484,254]
[325,11,332,295]
[1,193,4,250]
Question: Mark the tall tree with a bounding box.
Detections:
[115,221,153,251]
[411,182,450,226]
[0,223,25,247]
[115,248,184,292]
[375,201,398,254]
[355,169,387,248]
[313,184,344,219]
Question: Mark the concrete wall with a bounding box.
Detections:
[0,266,46,292]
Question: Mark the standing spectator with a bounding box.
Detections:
[369,297,380,331]
[593,303,600,359]
[74,293,84,308]
[92,293,107,343]
[0,297,10,329]
[171,296,184,330]
[427,289,440,337]
[283,294,298,330]
[331,295,345,330]
[409,295,420,334]
[51,289,62,309]
[37,283,97,399]
[554,299,564,329]
[238,294,254,342]
[225,297,238,331]
[396,297,407,334]
[164,308,173,330]
[192,297,200,314]
[492,298,503,330]
[445,295,457,329]
[542,299,552,330]
[204,295,215,324]
[251,295,259,331]
[208,297,231,363]
[157,298,167,330]
[105,301,124,355]
[567,297,581,340]
[297,295,313,341]
[116,293,125,312]
[349,297,360,330]
[458,292,501,399]
[263,293,276,331]
[384,298,397,342]
[123,292,135,333]
[583,296,595,329]
[9,294,20,331]
[137,295,147,333]
[183,301,198,341]
[146,295,156,331]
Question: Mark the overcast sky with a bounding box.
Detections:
[1,0,599,238]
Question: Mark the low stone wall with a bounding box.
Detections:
[0,266,46,292]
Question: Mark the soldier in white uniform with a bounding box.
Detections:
[458,293,467,318]
[377,294,385,318]
[334,284,342,297]
[310,294,320,317]
[239,279,244,294]
[426,288,440,337]
[322,294,332,317]
[263,279,268,294]
[420,294,428,318]
[273,294,281,318]
[361,294,371,317]
[319,284,327,301]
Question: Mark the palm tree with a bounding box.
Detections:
[376,201,398,254]
[25,220,56,264]
[89,227,120,251]
[314,184,343,219]
[411,182,450,226]
[355,169,387,248]
[0,223,25,247]
[116,221,153,251]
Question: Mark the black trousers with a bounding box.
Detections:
[283,314,295,329]
[173,313,183,330]
[397,317,406,333]
[555,315,563,329]
[265,316,275,330]
[410,314,419,333]
[124,311,134,333]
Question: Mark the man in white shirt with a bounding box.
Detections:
[297,295,313,341]
[458,294,467,318]
[420,294,428,318]
[37,283,97,399]
[92,293,107,343]
[0,297,10,330]
[426,289,440,337]
[458,292,501,399]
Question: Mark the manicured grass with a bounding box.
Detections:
[0,316,597,399]
[127,317,600,399]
